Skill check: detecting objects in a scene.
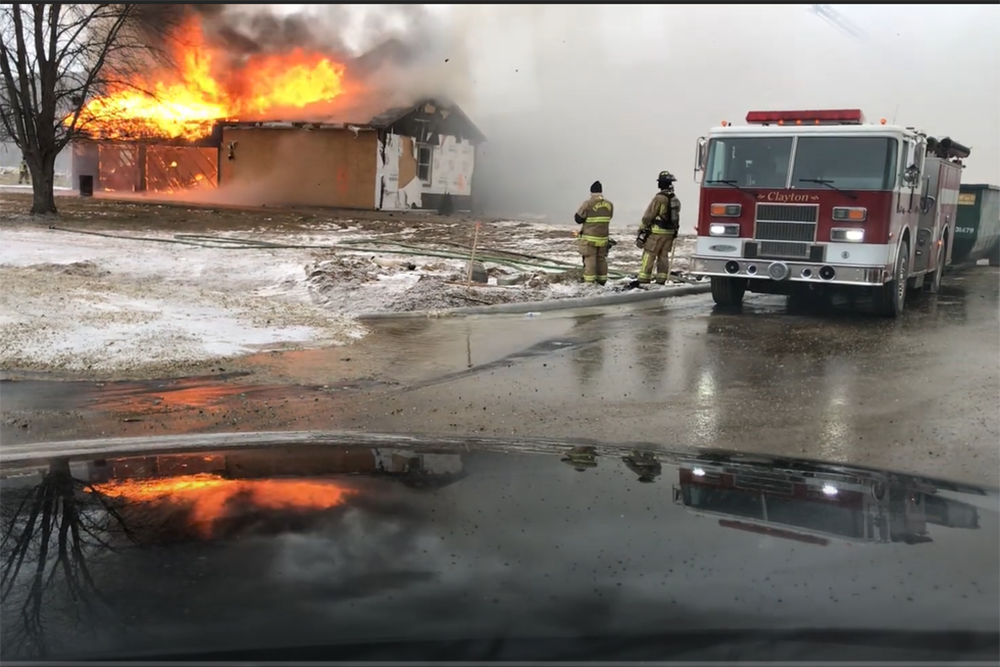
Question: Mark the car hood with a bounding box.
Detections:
[1,432,997,661]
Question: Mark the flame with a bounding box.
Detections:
[95,473,355,537]
[72,16,351,141]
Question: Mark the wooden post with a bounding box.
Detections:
[466,221,482,287]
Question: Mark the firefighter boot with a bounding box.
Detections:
[595,244,609,286]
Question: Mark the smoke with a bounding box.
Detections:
[195,5,355,59]
[449,4,1000,222]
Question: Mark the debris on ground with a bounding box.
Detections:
[0,194,698,375]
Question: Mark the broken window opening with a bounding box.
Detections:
[417,144,433,184]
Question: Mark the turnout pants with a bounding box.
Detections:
[579,239,609,285]
[638,231,675,284]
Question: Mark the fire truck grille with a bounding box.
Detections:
[756,204,819,224]
[755,221,816,243]
[754,204,818,258]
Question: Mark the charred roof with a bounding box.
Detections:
[367,98,485,144]
[219,98,486,145]
[74,98,485,147]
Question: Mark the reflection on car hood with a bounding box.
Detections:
[0,434,997,661]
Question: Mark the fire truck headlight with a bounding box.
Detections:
[822,484,838,496]
[709,223,739,237]
[831,228,865,243]
[693,467,706,477]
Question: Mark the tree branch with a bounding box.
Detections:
[0,3,189,212]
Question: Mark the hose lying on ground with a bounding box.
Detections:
[43,226,632,279]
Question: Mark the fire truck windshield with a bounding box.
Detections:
[791,136,899,191]
[704,135,900,191]
[682,486,867,539]
[704,137,792,189]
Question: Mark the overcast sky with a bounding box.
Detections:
[445,4,1000,217]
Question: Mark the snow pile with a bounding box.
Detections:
[0,227,366,375]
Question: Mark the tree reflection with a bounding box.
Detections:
[0,458,137,659]
[0,448,469,658]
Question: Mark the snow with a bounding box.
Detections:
[0,221,696,376]
[0,227,366,375]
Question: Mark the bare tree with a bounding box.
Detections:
[0,458,140,659]
[0,4,185,214]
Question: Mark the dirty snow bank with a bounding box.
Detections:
[0,226,366,375]
[303,254,606,314]
[192,219,697,315]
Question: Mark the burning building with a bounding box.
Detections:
[69,12,485,213]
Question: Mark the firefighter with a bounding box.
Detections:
[622,450,662,483]
[574,180,614,286]
[635,171,681,285]
[561,445,598,472]
[17,159,29,185]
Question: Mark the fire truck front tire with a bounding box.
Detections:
[874,240,909,318]
[710,276,747,307]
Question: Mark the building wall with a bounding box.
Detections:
[84,143,218,194]
[378,132,476,212]
[220,127,379,209]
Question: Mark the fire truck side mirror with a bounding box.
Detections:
[694,137,707,183]
[903,165,920,186]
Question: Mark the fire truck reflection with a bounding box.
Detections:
[672,457,980,545]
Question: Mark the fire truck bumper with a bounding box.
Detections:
[690,256,888,287]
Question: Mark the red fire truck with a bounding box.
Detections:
[689,109,970,317]
[672,456,982,546]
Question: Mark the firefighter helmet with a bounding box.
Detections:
[657,171,676,190]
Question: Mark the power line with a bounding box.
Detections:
[809,4,867,42]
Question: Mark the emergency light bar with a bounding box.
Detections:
[745,109,866,126]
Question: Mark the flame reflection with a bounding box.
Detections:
[95,473,356,538]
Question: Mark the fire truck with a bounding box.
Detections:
[672,456,982,546]
[689,109,971,317]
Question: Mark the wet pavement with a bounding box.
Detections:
[2,267,998,485]
[2,441,997,661]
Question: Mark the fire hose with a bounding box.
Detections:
[43,226,631,279]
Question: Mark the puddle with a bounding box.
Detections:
[235,314,582,386]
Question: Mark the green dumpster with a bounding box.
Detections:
[951,184,999,267]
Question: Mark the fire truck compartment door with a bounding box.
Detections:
[912,168,942,274]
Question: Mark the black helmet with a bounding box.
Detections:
[657,171,676,189]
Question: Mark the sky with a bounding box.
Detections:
[428,3,1000,219]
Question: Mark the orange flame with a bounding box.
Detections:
[95,473,356,537]
[72,17,351,141]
